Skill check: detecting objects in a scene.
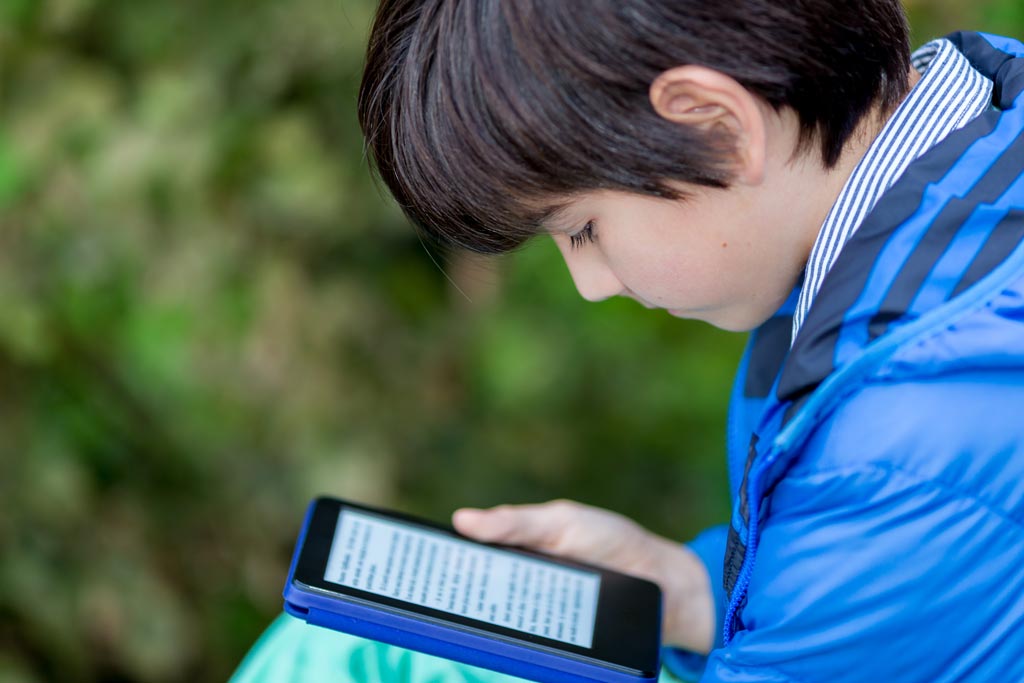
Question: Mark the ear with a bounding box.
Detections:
[649,65,767,185]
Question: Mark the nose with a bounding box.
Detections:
[558,245,623,303]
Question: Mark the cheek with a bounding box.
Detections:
[607,246,703,303]
[601,201,744,303]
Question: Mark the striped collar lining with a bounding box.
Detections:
[791,38,994,343]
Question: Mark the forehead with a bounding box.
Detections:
[536,186,698,227]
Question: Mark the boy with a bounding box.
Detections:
[234,1,1024,680]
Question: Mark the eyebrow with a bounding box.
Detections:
[533,199,576,232]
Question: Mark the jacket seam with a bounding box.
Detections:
[711,658,812,683]
[777,462,1024,534]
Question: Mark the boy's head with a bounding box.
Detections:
[358,0,911,328]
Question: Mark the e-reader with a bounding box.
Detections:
[283,497,662,683]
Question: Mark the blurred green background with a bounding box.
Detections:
[0,1,1021,681]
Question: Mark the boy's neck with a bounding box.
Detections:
[737,64,922,328]
[797,65,923,263]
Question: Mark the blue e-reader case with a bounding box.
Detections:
[282,497,662,683]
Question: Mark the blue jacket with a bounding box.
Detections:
[667,32,1024,682]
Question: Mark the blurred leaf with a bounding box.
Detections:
[0,134,24,209]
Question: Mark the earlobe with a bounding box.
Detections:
[649,66,767,185]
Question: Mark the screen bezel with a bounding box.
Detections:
[291,497,661,675]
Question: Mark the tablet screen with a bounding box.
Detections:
[323,508,601,648]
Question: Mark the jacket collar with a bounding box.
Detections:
[777,32,1024,413]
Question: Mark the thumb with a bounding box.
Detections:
[452,504,560,548]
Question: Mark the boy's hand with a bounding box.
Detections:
[453,499,715,654]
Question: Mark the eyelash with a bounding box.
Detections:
[569,221,596,250]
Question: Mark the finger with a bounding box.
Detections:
[452,502,575,548]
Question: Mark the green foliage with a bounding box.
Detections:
[0,2,1020,681]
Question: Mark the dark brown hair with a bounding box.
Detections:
[358,0,910,253]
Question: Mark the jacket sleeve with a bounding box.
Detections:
[698,460,1024,682]
[661,524,728,682]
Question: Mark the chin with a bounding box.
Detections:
[682,309,766,333]
[715,319,761,333]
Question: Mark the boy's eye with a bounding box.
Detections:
[569,221,596,250]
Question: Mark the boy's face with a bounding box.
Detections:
[540,66,854,332]
[547,181,815,332]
